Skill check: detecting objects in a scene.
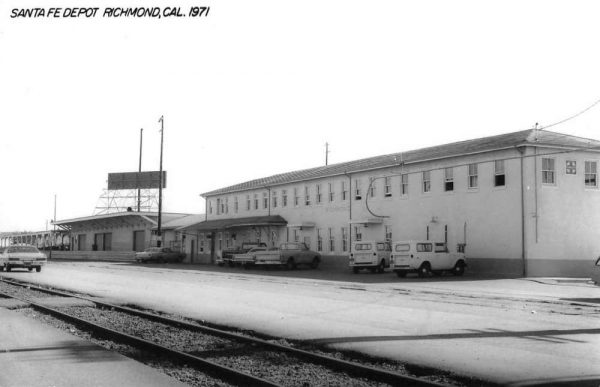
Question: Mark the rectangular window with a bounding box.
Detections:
[316,184,322,204]
[328,228,335,252]
[254,193,259,210]
[216,198,221,215]
[246,195,250,211]
[305,186,311,206]
[354,179,362,200]
[444,168,454,191]
[422,171,431,193]
[566,160,577,175]
[542,158,555,184]
[341,181,348,200]
[294,188,299,206]
[317,228,323,252]
[401,174,408,195]
[263,192,268,209]
[354,226,362,242]
[209,201,213,214]
[293,229,300,243]
[341,227,348,252]
[384,177,392,197]
[272,191,278,208]
[585,161,598,187]
[225,197,229,214]
[282,190,288,207]
[468,163,478,189]
[328,183,334,202]
[495,160,505,187]
[385,225,392,241]
[234,196,238,213]
[369,178,375,197]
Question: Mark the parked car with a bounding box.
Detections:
[232,246,268,266]
[349,241,391,273]
[218,242,268,267]
[390,240,466,278]
[591,256,600,286]
[135,247,185,263]
[253,242,320,269]
[0,244,47,272]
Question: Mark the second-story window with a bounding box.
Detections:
[328,183,334,202]
[422,171,431,193]
[246,195,251,211]
[225,197,229,214]
[542,158,555,184]
[401,173,408,195]
[384,176,392,197]
[369,178,376,197]
[254,193,259,210]
[263,192,268,209]
[341,181,347,200]
[209,200,213,214]
[272,191,278,208]
[444,168,454,191]
[316,184,322,204]
[216,198,221,215]
[468,163,478,189]
[294,188,299,206]
[585,161,598,187]
[305,186,311,206]
[354,179,362,200]
[234,196,239,213]
[282,190,288,207]
[495,160,506,187]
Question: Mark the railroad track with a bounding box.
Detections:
[0,277,478,387]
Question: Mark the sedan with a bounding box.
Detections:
[135,247,185,263]
[0,244,47,272]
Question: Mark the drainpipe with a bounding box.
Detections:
[517,146,528,277]
[344,172,352,254]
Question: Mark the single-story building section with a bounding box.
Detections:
[51,211,192,260]
[200,129,600,277]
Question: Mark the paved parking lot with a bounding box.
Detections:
[2,261,600,386]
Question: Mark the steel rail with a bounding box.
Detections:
[0,277,446,387]
[0,288,280,387]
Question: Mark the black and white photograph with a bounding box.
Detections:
[1,1,599,386]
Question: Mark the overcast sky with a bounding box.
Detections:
[1,0,600,231]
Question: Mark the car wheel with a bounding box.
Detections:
[286,257,296,270]
[310,257,320,269]
[35,267,41,273]
[352,267,359,274]
[418,263,431,278]
[28,267,33,272]
[377,260,385,273]
[452,261,465,276]
[395,271,407,278]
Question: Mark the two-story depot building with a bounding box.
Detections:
[187,129,600,277]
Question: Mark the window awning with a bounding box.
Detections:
[349,218,384,225]
[179,215,287,232]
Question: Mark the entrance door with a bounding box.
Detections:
[133,230,146,252]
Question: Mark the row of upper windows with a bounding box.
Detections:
[208,159,599,214]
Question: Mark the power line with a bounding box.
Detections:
[539,96,600,130]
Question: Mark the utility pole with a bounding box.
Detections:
[137,128,143,212]
[325,142,330,166]
[157,116,164,247]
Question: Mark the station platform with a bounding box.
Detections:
[0,307,186,387]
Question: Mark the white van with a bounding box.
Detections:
[390,240,466,278]
[349,241,391,273]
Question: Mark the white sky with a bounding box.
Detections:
[1,0,600,231]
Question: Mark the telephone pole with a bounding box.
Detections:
[157,116,164,247]
[325,142,330,166]
[137,128,143,212]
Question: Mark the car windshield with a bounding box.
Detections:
[144,248,161,253]
[7,246,40,253]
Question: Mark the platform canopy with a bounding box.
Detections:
[179,215,287,232]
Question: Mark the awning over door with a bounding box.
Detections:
[179,215,287,232]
